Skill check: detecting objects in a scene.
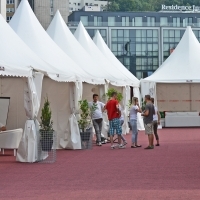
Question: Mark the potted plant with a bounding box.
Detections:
[39,97,54,151]
[103,88,123,102]
[78,100,97,148]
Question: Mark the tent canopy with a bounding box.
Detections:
[46,11,105,85]
[142,26,200,83]
[93,31,139,87]
[74,22,129,87]
[9,0,94,83]
[0,14,53,78]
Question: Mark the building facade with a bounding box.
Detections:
[0,0,6,19]
[69,0,107,13]
[68,10,200,79]
[7,0,69,29]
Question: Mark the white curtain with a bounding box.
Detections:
[122,86,130,135]
[133,87,145,131]
[60,81,82,149]
[99,81,109,138]
[16,72,44,162]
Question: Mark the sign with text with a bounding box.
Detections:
[161,4,200,12]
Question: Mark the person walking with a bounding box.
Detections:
[105,92,125,149]
[129,97,142,148]
[119,105,127,146]
[151,98,161,146]
[89,94,105,146]
[141,95,155,150]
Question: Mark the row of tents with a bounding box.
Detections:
[0,0,140,162]
[1,0,200,162]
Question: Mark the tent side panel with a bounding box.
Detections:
[157,83,190,111]
[38,77,71,149]
[191,83,200,112]
[82,83,100,101]
[0,77,27,130]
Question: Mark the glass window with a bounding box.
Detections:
[122,17,129,26]
[142,30,146,37]
[112,30,117,37]
[99,29,106,37]
[136,30,141,37]
[147,30,152,37]
[175,30,180,38]
[136,72,142,79]
[118,30,123,37]
[153,30,158,37]
[169,30,174,37]
[160,17,168,26]
[163,30,168,37]
[94,16,102,26]
[111,44,117,51]
[147,44,152,51]
[135,17,142,26]
[124,30,129,37]
[147,17,155,26]
[136,58,142,66]
[80,16,88,26]
[132,18,135,26]
[108,17,115,26]
[197,18,200,27]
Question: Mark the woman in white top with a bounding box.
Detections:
[151,98,161,146]
[129,97,142,148]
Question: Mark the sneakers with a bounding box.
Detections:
[97,142,102,146]
[119,144,125,149]
[123,141,127,146]
[111,144,125,149]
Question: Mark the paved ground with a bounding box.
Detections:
[0,128,200,200]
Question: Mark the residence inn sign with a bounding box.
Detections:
[161,4,200,12]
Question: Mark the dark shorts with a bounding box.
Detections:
[109,118,122,136]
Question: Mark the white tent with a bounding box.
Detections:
[74,22,129,87]
[93,30,139,87]
[47,11,108,85]
[141,26,200,112]
[9,0,94,84]
[0,14,48,163]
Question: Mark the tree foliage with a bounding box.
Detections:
[106,0,200,12]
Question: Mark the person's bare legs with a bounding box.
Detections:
[110,135,114,146]
[118,135,122,145]
[148,134,154,146]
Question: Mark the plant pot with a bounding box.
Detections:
[40,131,54,152]
[80,128,92,150]
[80,130,91,142]
[40,139,53,151]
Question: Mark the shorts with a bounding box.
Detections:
[144,123,153,135]
[109,118,122,136]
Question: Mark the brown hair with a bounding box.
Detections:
[145,95,151,100]
[132,97,138,103]
[151,97,154,103]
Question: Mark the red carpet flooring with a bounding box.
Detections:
[1,128,200,200]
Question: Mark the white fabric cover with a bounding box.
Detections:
[47,11,104,85]
[141,26,200,100]
[0,14,50,78]
[93,31,139,87]
[60,82,82,149]
[74,22,127,87]
[165,112,200,127]
[9,0,94,84]
[0,128,23,149]
[122,86,130,134]
[16,72,44,162]
[133,87,145,131]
